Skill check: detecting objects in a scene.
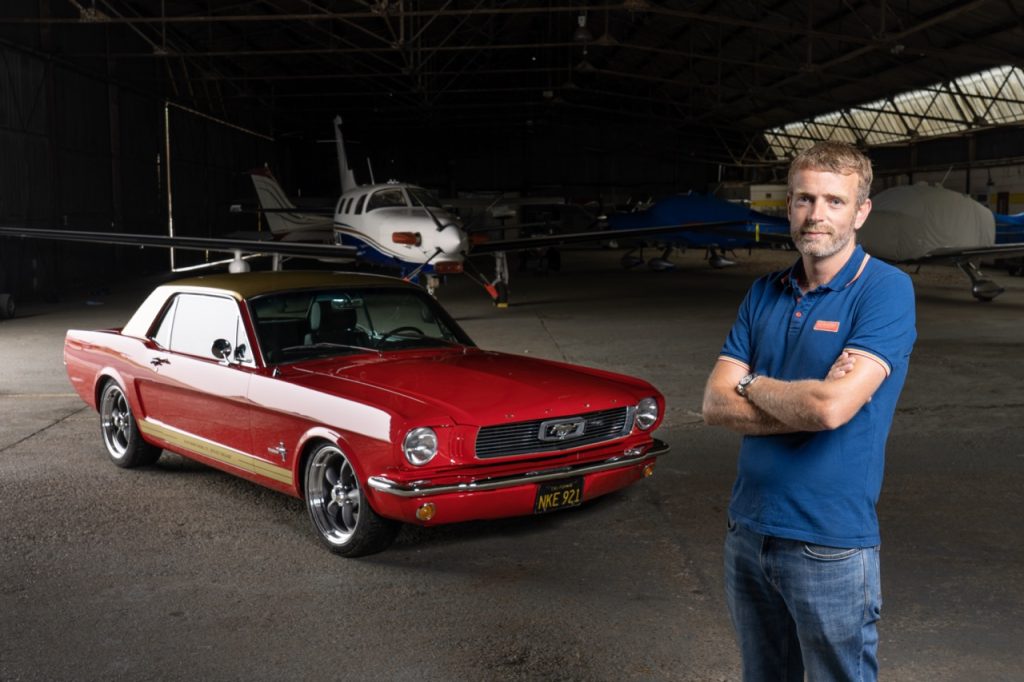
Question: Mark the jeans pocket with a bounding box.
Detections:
[801,543,860,561]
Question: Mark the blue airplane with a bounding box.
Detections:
[605,192,791,269]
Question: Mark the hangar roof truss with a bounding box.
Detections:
[4,1,1024,166]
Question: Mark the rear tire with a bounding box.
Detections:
[303,442,399,557]
[99,381,162,468]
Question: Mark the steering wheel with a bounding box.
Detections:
[379,326,425,341]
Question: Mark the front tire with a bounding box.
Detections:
[303,442,399,557]
[99,381,162,468]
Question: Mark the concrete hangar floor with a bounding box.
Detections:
[1,247,1022,681]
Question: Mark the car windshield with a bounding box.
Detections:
[248,286,475,364]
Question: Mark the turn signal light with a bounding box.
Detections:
[434,261,463,274]
[416,503,437,522]
[392,231,422,246]
[642,462,656,478]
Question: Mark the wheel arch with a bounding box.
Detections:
[292,429,394,519]
[294,428,362,499]
[93,368,132,411]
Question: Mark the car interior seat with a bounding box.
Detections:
[306,300,368,347]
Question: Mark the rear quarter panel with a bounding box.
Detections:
[64,329,150,412]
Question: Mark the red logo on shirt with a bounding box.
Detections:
[814,320,840,332]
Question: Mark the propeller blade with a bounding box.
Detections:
[411,194,446,232]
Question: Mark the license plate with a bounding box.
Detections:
[534,477,583,514]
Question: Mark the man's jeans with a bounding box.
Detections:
[724,518,882,682]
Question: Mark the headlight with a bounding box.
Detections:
[403,427,438,465]
[635,397,659,431]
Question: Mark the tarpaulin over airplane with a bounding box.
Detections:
[859,183,995,262]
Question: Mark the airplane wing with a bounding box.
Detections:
[899,242,1024,264]
[0,226,357,260]
[471,219,790,253]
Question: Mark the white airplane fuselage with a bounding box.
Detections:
[331,181,469,277]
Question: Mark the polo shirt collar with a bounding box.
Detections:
[780,244,870,293]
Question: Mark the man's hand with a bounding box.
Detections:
[827,351,856,380]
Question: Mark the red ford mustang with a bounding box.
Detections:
[65,271,668,556]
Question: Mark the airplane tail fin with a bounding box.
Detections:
[249,166,319,237]
[334,115,357,194]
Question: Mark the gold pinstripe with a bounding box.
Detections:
[139,419,293,485]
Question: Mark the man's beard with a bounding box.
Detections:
[792,220,856,258]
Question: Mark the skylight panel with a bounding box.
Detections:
[764,66,1024,158]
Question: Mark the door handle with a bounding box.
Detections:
[150,357,170,367]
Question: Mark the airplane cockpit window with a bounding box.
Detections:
[407,187,442,209]
[367,188,407,211]
[354,194,367,214]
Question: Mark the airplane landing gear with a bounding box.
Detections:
[463,251,509,308]
[957,260,1004,301]
[648,246,677,271]
[425,274,440,297]
[621,248,644,269]
[706,247,736,269]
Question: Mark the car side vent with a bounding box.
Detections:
[475,407,632,459]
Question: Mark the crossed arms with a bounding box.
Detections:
[701,351,887,436]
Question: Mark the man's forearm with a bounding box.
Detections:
[702,383,798,436]
[745,376,835,432]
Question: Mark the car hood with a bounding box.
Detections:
[289,348,652,425]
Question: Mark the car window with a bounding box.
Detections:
[366,188,407,211]
[151,296,179,349]
[155,293,253,364]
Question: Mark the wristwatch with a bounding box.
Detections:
[736,373,760,399]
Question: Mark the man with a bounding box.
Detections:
[702,141,916,682]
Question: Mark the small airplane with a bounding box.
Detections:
[245,117,774,304]
[241,117,519,303]
[857,183,1024,301]
[604,192,791,270]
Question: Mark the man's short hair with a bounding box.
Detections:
[788,141,873,206]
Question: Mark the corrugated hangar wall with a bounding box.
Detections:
[0,45,274,299]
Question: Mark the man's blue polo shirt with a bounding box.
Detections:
[719,244,916,548]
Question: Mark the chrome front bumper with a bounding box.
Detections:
[367,438,670,498]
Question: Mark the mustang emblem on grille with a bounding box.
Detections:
[538,417,587,442]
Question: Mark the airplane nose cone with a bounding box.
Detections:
[437,224,467,256]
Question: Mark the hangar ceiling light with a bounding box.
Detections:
[763,65,1024,158]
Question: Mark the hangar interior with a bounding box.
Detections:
[3,4,1024,681]
[2,0,1024,297]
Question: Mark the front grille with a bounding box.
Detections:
[475,406,633,459]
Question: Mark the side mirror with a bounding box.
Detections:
[211,338,232,360]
